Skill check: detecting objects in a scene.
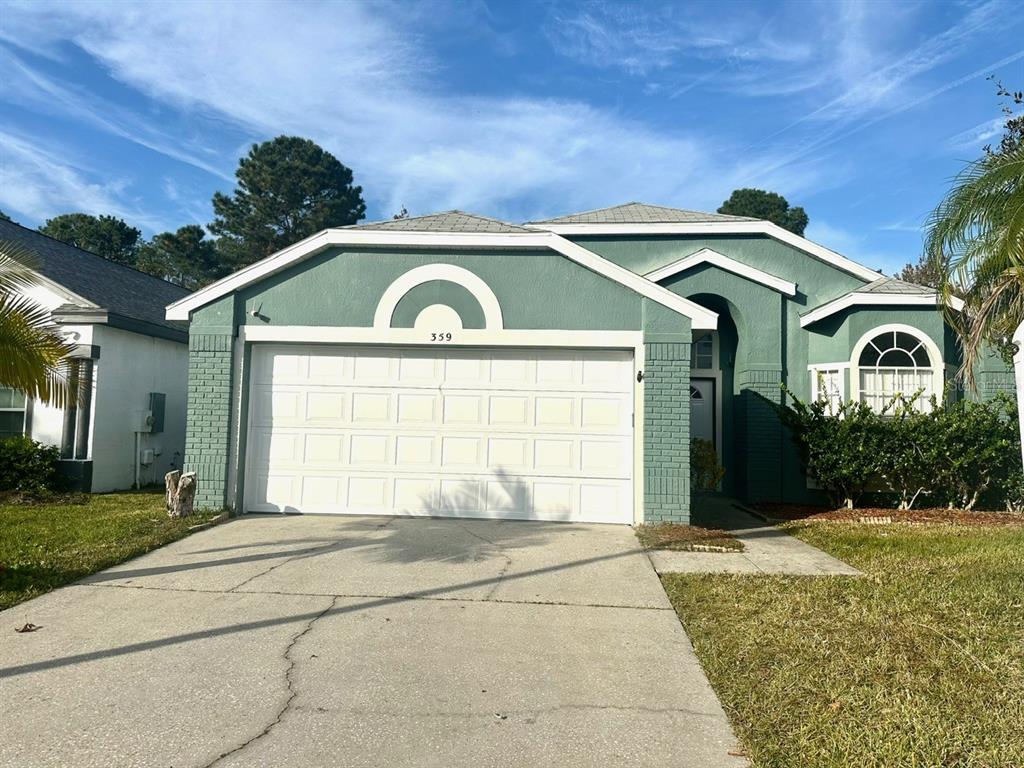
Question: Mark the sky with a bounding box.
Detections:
[0,0,1022,276]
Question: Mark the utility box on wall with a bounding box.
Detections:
[148,392,166,434]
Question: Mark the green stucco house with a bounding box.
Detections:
[165,203,1014,524]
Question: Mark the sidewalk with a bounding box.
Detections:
[647,496,861,576]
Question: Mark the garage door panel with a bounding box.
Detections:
[246,345,634,523]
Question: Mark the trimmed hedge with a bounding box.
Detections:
[778,390,1021,511]
[0,436,61,494]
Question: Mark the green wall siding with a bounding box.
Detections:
[390,280,486,328]
[236,248,642,331]
[183,246,694,520]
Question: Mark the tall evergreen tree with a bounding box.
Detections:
[136,225,223,289]
[718,188,808,236]
[39,213,142,267]
[210,136,366,269]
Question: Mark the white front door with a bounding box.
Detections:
[690,378,715,446]
[244,344,634,523]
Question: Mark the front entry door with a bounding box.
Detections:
[690,378,715,447]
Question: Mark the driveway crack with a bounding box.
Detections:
[459,525,512,600]
[200,595,338,767]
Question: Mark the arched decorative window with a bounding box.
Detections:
[851,325,942,413]
[690,385,703,400]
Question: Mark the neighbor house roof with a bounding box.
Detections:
[349,210,536,234]
[800,276,963,328]
[527,202,757,225]
[0,218,189,341]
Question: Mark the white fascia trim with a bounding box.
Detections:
[240,325,644,349]
[531,220,884,283]
[644,247,796,296]
[166,229,717,330]
[800,292,965,328]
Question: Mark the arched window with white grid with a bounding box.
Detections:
[851,325,943,413]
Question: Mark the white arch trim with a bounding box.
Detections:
[373,263,504,330]
[850,323,944,408]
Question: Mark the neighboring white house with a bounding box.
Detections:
[0,219,190,492]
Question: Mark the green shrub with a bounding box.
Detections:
[0,436,61,494]
[691,438,725,492]
[778,388,1021,511]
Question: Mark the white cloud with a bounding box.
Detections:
[0,0,827,225]
[0,130,167,229]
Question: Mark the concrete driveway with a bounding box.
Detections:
[0,515,745,768]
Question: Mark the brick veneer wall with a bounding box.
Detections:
[643,341,691,523]
[184,333,233,509]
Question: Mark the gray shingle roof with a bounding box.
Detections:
[853,276,935,295]
[528,202,757,225]
[348,210,535,234]
[0,218,189,335]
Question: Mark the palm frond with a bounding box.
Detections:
[0,292,76,406]
[927,147,1024,386]
[0,240,42,296]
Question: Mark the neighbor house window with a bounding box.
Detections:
[809,367,845,415]
[691,333,714,369]
[853,327,941,413]
[0,388,28,439]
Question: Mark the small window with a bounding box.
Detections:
[0,388,28,438]
[690,385,703,400]
[810,368,844,415]
[855,328,939,413]
[691,334,714,369]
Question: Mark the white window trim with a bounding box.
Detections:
[808,363,848,413]
[850,324,943,411]
[0,388,29,438]
[166,229,718,330]
[645,247,797,296]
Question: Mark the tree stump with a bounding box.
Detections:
[165,470,197,518]
[165,470,180,514]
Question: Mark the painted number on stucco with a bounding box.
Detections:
[430,332,453,342]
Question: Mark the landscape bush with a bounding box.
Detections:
[0,436,62,494]
[691,438,726,492]
[778,388,1021,511]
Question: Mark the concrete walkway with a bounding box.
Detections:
[1,515,747,768]
[647,497,862,576]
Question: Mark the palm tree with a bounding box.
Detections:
[926,146,1024,464]
[928,147,1024,370]
[0,241,76,407]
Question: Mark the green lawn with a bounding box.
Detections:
[0,492,218,610]
[663,522,1024,768]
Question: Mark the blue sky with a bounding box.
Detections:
[0,0,1022,275]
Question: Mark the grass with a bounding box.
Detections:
[663,522,1024,768]
[635,522,744,552]
[0,491,219,610]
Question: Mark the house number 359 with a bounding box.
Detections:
[430,332,453,342]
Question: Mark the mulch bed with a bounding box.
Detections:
[635,523,745,552]
[753,503,1024,526]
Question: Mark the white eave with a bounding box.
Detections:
[530,220,884,283]
[644,247,797,296]
[800,292,965,328]
[165,229,718,330]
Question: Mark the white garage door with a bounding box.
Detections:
[245,344,634,523]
